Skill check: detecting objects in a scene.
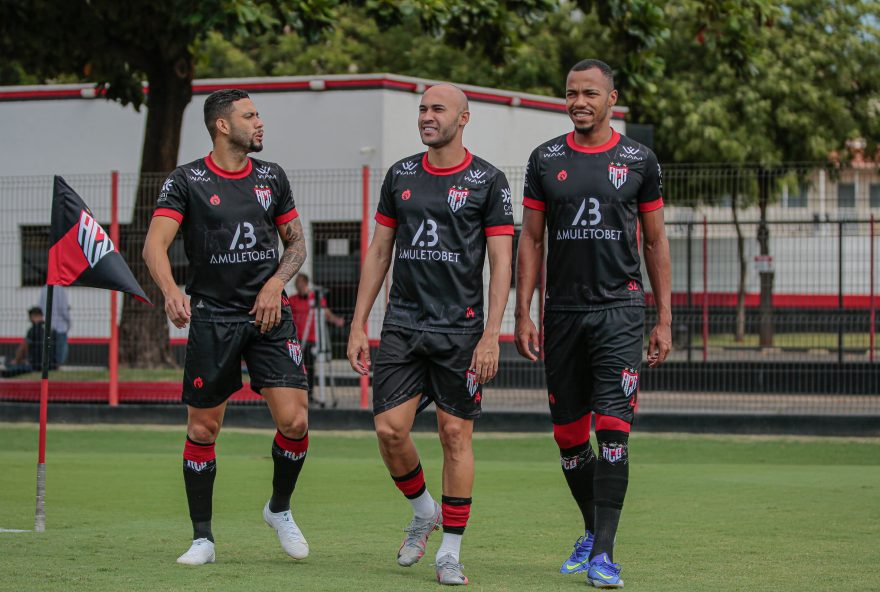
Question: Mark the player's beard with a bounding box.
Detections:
[230,125,263,154]
[420,120,458,149]
[571,103,608,135]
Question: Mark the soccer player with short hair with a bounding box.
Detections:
[347,83,514,586]
[515,59,672,588]
[143,89,312,566]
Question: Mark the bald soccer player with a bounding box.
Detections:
[348,84,514,586]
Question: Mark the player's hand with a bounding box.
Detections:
[647,322,672,367]
[250,277,285,334]
[164,286,191,329]
[347,324,371,375]
[470,333,500,384]
[515,316,540,361]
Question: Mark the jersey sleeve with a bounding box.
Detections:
[375,168,397,228]
[152,168,188,224]
[637,150,664,212]
[483,171,515,236]
[274,168,300,226]
[522,149,546,212]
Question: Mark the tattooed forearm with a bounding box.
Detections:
[273,217,306,283]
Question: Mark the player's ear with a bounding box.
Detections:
[215,117,231,137]
[459,109,470,127]
[608,89,618,108]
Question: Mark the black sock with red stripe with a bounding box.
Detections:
[592,429,629,561]
[183,437,216,542]
[270,431,309,513]
[392,463,427,499]
[560,442,597,533]
[441,496,472,535]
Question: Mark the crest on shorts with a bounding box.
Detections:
[620,368,639,397]
[466,369,480,398]
[608,163,628,190]
[287,339,302,365]
[447,186,469,212]
[254,185,273,210]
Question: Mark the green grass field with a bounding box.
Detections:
[1,425,879,591]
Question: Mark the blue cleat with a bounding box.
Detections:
[586,553,623,588]
[559,532,594,574]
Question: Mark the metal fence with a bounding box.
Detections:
[1,163,879,417]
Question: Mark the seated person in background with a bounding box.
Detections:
[1,307,56,378]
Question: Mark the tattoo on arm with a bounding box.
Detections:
[274,218,306,284]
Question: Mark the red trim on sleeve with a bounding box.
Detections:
[566,129,620,154]
[205,153,253,179]
[153,208,184,224]
[274,208,299,225]
[638,197,664,212]
[523,197,546,212]
[375,212,398,228]
[421,149,473,176]
[485,224,514,237]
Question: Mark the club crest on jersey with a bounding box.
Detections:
[78,210,116,268]
[466,369,480,398]
[287,339,303,365]
[447,186,469,212]
[254,185,273,210]
[621,368,639,397]
[608,163,628,190]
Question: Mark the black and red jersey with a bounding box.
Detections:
[152,154,298,318]
[376,149,514,333]
[524,130,663,311]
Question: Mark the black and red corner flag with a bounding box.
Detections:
[46,175,151,304]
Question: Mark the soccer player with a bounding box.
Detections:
[143,89,312,566]
[347,83,514,585]
[514,59,672,588]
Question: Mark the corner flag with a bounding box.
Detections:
[34,176,151,532]
[47,176,150,302]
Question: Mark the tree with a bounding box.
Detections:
[646,0,880,346]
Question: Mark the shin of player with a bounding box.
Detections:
[144,89,313,565]
[347,83,513,586]
[514,59,671,588]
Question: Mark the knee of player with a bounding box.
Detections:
[187,424,220,444]
[552,414,592,450]
[375,423,409,448]
[437,420,471,450]
[277,417,308,440]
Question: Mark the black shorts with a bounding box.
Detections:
[372,326,482,420]
[543,306,644,425]
[182,318,309,408]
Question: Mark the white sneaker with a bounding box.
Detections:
[176,538,215,565]
[263,501,309,559]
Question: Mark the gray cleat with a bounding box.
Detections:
[435,553,468,585]
[396,502,442,567]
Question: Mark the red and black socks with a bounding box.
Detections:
[591,415,631,561]
[392,462,435,519]
[554,414,596,533]
[183,437,216,542]
[270,431,309,513]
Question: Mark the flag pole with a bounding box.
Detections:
[35,284,54,532]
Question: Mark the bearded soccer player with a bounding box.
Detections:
[515,60,672,588]
[347,84,513,586]
[143,89,312,566]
